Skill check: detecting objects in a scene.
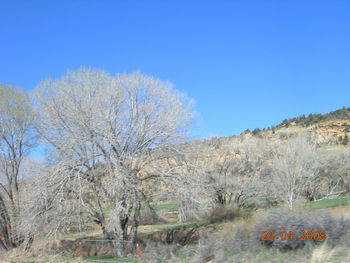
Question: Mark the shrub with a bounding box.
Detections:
[139,209,167,225]
[242,198,280,210]
[254,209,350,250]
[194,209,350,262]
[208,205,248,224]
[139,242,179,262]
[194,221,256,262]
[208,205,235,224]
[310,243,350,263]
[252,128,261,136]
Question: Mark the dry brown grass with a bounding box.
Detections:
[328,206,350,219]
[0,249,85,263]
[310,243,350,263]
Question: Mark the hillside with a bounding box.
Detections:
[237,107,350,145]
[274,107,350,128]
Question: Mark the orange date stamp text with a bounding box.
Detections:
[261,230,327,241]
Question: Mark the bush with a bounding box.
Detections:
[252,128,261,136]
[139,209,167,225]
[195,221,256,263]
[254,209,350,250]
[310,243,350,263]
[139,242,179,262]
[242,198,280,210]
[194,210,350,262]
[208,205,248,224]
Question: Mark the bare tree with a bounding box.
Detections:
[161,144,208,222]
[33,68,194,246]
[270,136,320,209]
[205,137,270,207]
[310,148,350,200]
[0,85,36,250]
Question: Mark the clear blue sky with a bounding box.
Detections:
[1,0,350,139]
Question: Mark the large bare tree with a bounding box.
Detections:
[33,68,194,246]
[0,85,36,250]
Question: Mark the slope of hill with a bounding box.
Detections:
[274,107,350,128]
[238,107,350,145]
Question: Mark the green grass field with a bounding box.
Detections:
[304,195,350,209]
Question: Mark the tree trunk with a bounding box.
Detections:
[0,196,14,250]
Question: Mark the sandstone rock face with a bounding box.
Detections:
[307,120,350,145]
[245,120,350,146]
